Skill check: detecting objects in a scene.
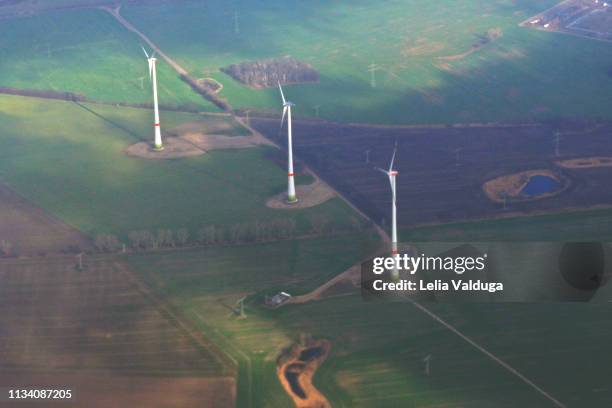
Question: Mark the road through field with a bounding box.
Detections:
[101,5,188,76]
[102,4,231,111]
[409,300,567,408]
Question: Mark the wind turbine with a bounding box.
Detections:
[278,83,298,203]
[424,354,432,376]
[235,296,246,319]
[143,47,163,151]
[376,145,399,279]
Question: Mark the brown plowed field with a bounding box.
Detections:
[0,257,235,407]
[0,182,92,256]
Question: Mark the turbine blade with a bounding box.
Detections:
[280,106,287,129]
[374,167,388,175]
[278,82,286,105]
[389,144,397,172]
[142,46,149,59]
[148,59,153,80]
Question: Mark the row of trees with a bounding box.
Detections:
[93,216,369,253]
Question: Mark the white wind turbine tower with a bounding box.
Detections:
[278,82,297,203]
[143,47,163,150]
[376,145,399,279]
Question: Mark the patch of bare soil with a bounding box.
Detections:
[170,119,237,135]
[197,77,223,94]
[437,28,503,61]
[182,132,272,151]
[483,169,568,203]
[266,177,335,210]
[401,39,445,57]
[0,182,91,256]
[126,120,274,160]
[277,339,331,408]
[288,264,361,305]
[125,137,204,159]
[556,156,612,169]
[434,62,455,72]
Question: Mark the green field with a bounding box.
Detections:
[0,7,217,111]
[0,94,363,239]
[4,1,612,125]
[127,232,383,406]
[401,207,612,242]
[121,0,612,124]
[127,238,612,407]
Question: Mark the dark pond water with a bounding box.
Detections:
[298,347,324,362]
[285,364,306,399]
[521,175,560,197]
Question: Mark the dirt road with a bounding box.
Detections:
[102,5,231,111]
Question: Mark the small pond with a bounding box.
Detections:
[521,175,560,197]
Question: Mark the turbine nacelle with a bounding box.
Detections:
[375,144,399,197]
[375,168,399,177]
[278,82,296,128]
[142,46,157,80]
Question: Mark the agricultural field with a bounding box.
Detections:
[127,240,612,407]
[0,182,91,256]
[127,232,383,407]
[0,256,235,407]
[252,118,612,240]
[122,0,612,124]
[0,94,363,242]
[403,207,612,242]
[0,6,217,111]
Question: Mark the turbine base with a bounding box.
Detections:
[153,144,165,152]
[286,196,298,204]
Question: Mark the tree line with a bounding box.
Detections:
[93,215,369,253]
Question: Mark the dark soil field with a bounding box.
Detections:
[251,119,612,231]
[0,372,234,408]
[0,183,92,256]
[0,256,235,407]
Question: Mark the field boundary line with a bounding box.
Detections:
[408,299,567,408]
[113,260,237,375]
[193,310,252,408]
[250,115,544,131]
